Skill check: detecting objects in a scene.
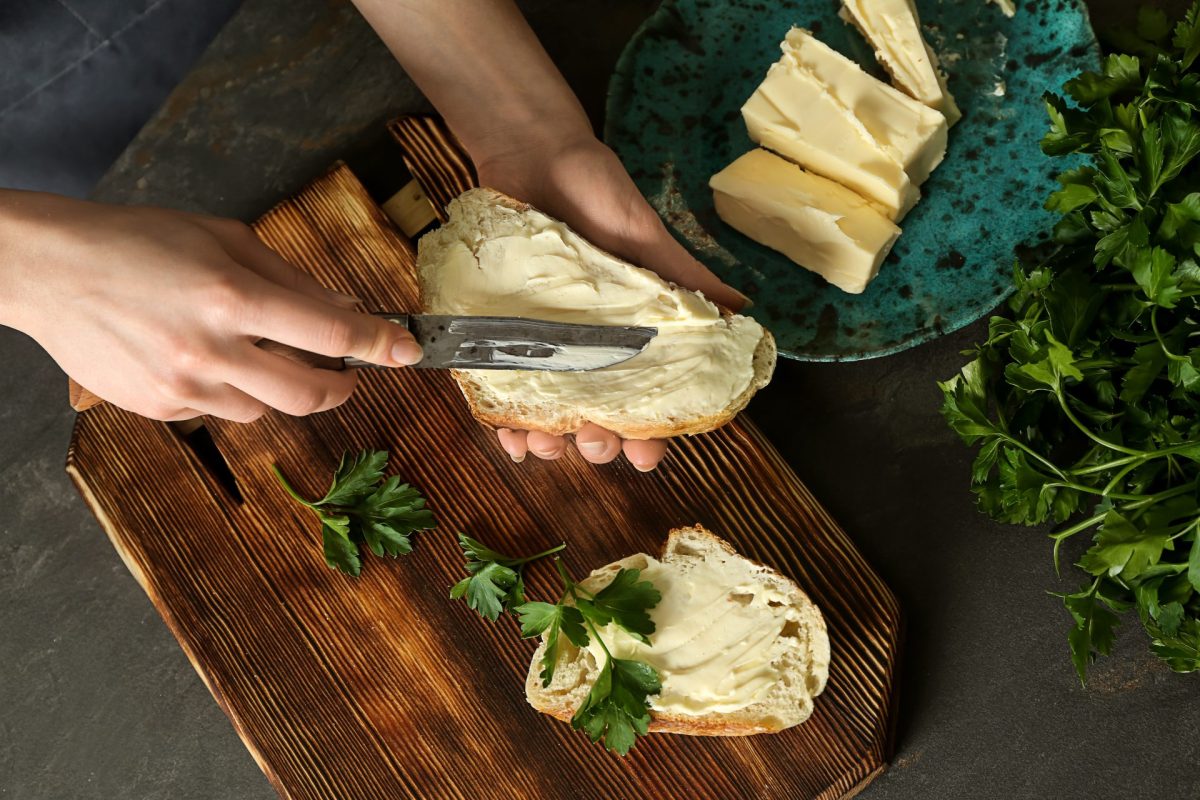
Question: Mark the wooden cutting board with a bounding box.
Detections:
[65,116,901,800]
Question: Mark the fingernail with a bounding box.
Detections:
[391,339,423,366]
[631,461,656,473]
[733,289,754,310]
[531,446,559,458]
[510,453,526,464]
[578,440,606,455]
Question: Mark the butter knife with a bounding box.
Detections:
[353,313,657,371]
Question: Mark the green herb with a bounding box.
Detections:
[273,450,436,576]
[448,534,566,621]
[516,559,662,755]
[275,455,663,755]
[453,535,663,755]
[940,4,1200,683]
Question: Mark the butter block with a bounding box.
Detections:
[841,0,962,125]
[710,149,901,295]
[782,27,947,185]
[741,28,921,220]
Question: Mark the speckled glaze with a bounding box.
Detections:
[605,0,1100,361]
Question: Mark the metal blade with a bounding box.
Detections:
[408,314,656,371]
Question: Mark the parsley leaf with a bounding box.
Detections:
[1004,332,1084,393]
[273,450,436,576]
[1078,510,1172,579]
[1174,3,1200,69]
[449,534,565,621]
[319,450,388,507]
[1059,583,1122,685]
[576,568,661,644]
[511,556,662,754]
[571,658,662,756]
[1128,245,1185,309]
[322,522,361,576]
[1065,54,1143,106]
[518,600,588,686]
[452,561,520,621]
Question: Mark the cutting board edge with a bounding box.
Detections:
[64,423,294,800]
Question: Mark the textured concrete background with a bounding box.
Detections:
[2,1,1198,798]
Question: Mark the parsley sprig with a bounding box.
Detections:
[273,450,436,576]
[449,534,566,621]
[449,537,663,755]
[940,5,1200,682]
[518,561,662,755]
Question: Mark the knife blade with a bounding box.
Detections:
[345,314,657,372]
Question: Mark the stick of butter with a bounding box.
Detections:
[741,28,929,221]
[710,149,902,295]
[783,27,948,185]
[840,0,962,125]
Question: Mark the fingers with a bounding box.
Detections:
[196,218,361,310]
[154,407,204,422]
[527,431,568,460]
[227,274,422,366]
[633,222,750,311]
[223,341,359,416]
[186,383,270,423]
[574,423,622,464]
[498,424,666,470]
[497,428,529,462]
[622,439,669,472]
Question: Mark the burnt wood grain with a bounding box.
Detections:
[65,116,901,800]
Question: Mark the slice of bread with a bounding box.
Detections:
[416,189,775,440]
[525,525,831,736]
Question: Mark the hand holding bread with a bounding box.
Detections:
[418,181,773,470]
[465,136,755,470]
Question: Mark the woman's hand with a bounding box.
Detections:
[0,191,422,422]
[476,136,747,471]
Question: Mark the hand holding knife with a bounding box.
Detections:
[69,313,658,412]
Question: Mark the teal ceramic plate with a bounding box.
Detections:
[605,0,1100,360]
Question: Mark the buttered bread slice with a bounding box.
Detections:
[526,526,831,736]
[416,189,775,440]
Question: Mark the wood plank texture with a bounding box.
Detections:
[66,116,901,800]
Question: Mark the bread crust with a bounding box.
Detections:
[524,525,830,737]
[416,188,776,440]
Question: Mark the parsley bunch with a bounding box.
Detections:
[273,450,436,576]
[940,5,1200,682]
[449,538,663,755]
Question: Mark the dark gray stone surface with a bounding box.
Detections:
[0,0,242,197]
[2,1,1197,799]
